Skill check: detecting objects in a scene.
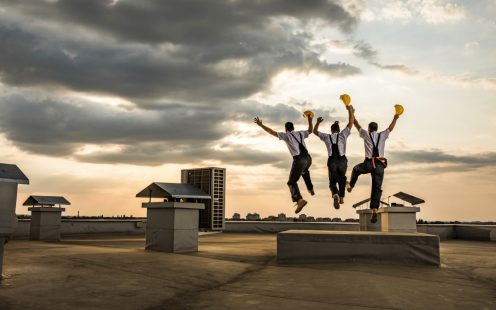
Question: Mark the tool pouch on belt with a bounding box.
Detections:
[371,157,387,169]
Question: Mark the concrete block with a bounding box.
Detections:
[379,207,419,233]
[357,209,381,231]
[145,228,199,253]
[146,208,199,230]
[0,183,18,235]
[277,230,440,266]
[29,208,64,241]
[143,202,204,253]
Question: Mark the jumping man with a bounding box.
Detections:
[313,104,355,209]
[346,110,400,223]
[253,115,314,213]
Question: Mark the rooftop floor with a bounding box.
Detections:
[1,233,495,309]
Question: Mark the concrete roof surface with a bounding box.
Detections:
[1,233,495,310]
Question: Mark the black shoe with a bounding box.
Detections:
[371,211,378,223]
[308,189,315,196]
[295,199,308,214]
[333,194,340,210]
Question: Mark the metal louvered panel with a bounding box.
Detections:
[181,167,226,231]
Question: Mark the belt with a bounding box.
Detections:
[367,156,386,169]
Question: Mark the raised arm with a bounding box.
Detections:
[347,105,355,129]
[388,114,400,132]
[307,115,313,134]
[353,114,362,131]
[253,117,278,137]
[313,117,323,136]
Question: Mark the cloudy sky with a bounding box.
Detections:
[1,0,495,221]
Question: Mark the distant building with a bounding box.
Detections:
[181,167,226,230]
[298,214,307,222]
[331,217,342,222]
[246,213,261,221]
[316,217,332,222]
[306,216,315,222]
[231,213,241,221]
[277,213,287,222]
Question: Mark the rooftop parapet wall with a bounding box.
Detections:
[225,221,494,242]
[10,220,496,242]
[13,219,146,238]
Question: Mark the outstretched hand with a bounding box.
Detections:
[316,117,324,123]
[253,117,262,126]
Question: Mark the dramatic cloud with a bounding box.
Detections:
[389,149,496,170]
[0,92,315,166]
[361,0,465,24]
[0,0,360,103]
[324,39,495,89]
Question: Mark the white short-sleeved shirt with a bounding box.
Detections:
[277,130,310,157]
[359,128,390,158]
[317,127,350,157]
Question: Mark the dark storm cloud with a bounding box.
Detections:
[389,149,496,175]
[0,94,225,154]
[389,149,496,169]
[0,93,297,165]
[75,143,286,167]
[0,0,360,102]
[0,0,363,166]
[1,0,358,43]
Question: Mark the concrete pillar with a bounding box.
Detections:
[0,183,18,236]
[142,202,204,253]
[379,207,420,233]
[357,207,420,233]
[28,207,65,241]
[0,182,18,279]
[356,209,381,231]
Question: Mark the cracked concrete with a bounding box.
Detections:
[0,233,495,309]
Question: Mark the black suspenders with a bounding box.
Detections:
[290,132,308,155]
[330,134,340,157]
[369,132,381,157]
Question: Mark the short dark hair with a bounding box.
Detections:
[331,121,340,133]
[368,122,378,132]
[285,122,294,131]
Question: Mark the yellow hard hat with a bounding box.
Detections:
[340,94,351,106]
[394,104,404,116]
[303,110,314,118]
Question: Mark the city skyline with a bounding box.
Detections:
[0,1,495,221]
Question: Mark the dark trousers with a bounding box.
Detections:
[327,156,348,198]
[287,153,313,202]
[349,159,385,209]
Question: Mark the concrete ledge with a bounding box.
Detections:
[225,221,359,233]
[277,230,440,266]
